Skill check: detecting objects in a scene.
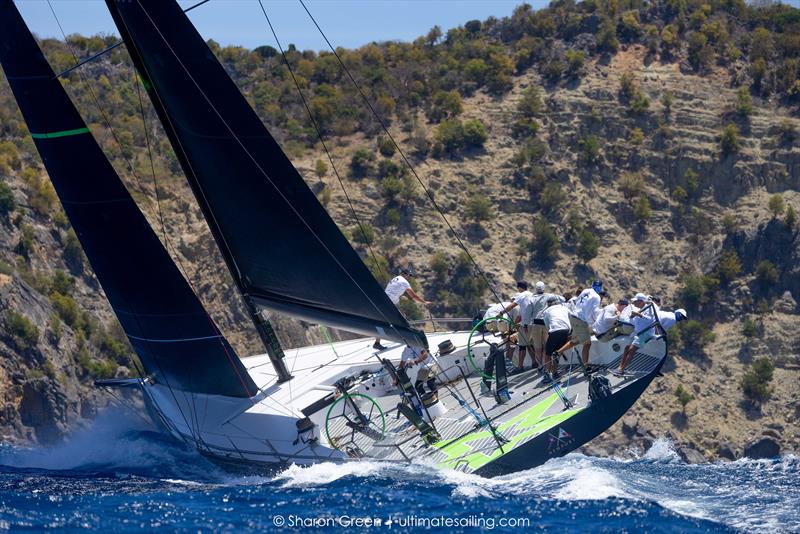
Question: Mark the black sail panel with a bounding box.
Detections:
[0,0,257,398]
[105,0,427,347]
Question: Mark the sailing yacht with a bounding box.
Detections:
[0,0,668,477]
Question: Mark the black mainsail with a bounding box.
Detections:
[103,0,427,355]
[0,0,257,398]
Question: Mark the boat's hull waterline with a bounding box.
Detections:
[137,331,666,477]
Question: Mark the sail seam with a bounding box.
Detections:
[127,334,224,343]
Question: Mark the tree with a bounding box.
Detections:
[465,195,492,225]
[350,148,375,178]
[428,90,463,123]
[768,194,785,218]
[674,384,694,414]
[755,260,778,292]
[633,195,652,224]
[619,171,645,199]
[462,119,488,148]
[517,86,544,116]
[377,136,396,158]
[741,356,774,403]
[530,218,559,263]
[539,182,566,215]
[314,159,328,179]
[565,50,585,76]
[719,124,740,155]
[786,205,797,228]
[579,135,601,166]
[715,249,742,286]
[735,87,753,117]
[0,181,15,217]
[577,228,599,263]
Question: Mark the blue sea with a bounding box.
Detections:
[0,412,797,532]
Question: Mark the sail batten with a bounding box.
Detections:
[105,0,427,347]
[0,0,257,398]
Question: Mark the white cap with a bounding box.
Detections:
[675,309,687,320]
[633,292,648,302]
[535,281,545,293]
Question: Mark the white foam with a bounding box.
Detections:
[641,437,680,462]
[274,460,390,487]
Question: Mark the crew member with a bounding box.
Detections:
[398,345,438,397]
[593,298,629,342]
[374,267,430,350]
[527,281,560,372]
[542,297,572,381]
[502,281,533,369]
[612,298,684,376]
[557,280,606,368]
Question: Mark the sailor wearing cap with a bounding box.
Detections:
[527,281,563,372]
[612,303,687,377]
[556,280,606,368]
[501,281,534,369]
[593,298,630,342]
[374,267,431,351]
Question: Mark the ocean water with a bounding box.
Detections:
[0,412,797,533]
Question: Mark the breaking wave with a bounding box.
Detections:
[1,422,797,532]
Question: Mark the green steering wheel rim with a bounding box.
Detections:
[467,316,516,380]
[324,392,386,450]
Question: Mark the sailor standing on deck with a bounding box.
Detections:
[613,303,686,376]
[398,345,438,397]
[528,281,561,372]
[374,267,431,350]
[542,297,572,380]
[593,298,629,342]
[556,280,606,369]
[501,281,534,369]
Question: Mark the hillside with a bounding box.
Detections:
[0,0,798,459]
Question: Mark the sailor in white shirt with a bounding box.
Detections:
[374,267,431,350]
[612,298,684,376]
[593,298,630,342]
[398,345,438,396]
[542,297,572,378]
[556,280,607,368]
[501,281,534,369]
[482,301,518,333]
[527,281,561,371]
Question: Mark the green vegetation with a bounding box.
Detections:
[0,181,15,217]
[754,259,778,293]
[350,148,375,178]
[579,135,601,166]
[679,319,716,353]
[530,218,559,263]
[619,171,645,199]
[680,274,720,311]
[633,195,652,224]
[576,228,599,264]
[720,124,740,155]
[464,194,492,225]
[741,356,774,404]
[314,159,328,179]
[432,118,487,157]
[741,317,760,339]
[768,194,785,218]
[4,310,39,350]
[674,384,694,414]
[428,90,463,123]
[735,87,753,117]
[715,249,742,286]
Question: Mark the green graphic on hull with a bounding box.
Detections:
[435,393,582,471]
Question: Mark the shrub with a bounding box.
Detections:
[63,229,84,273]
[672,186,688,203]
[539,182,566,215]
[579,135,601,166]
[386,208,401,226]
[735,87,753,117]
[543,59,566,82]
[16,224,35,260]
[768,194,785,218]
[530,218,559,263]
[786,205,797,228]
[630,91,650,114]
[50,293,81,328]
[0,181,15,216]
[633,195,652,223]
[462,119,488,147]
[720,124,740,155]
[741,317,759,339]
[674,384,694,414]
[576,228,599,263]
[429,252,449,281]
[777,119,796,145]
[5,311,39,350]
[620,71,636,100]
[377,136,396,158]
[314,159,328,179]
[715,249,742,286]
[629,128,645,145]
[679,319,716,352]
[52,270,74,296]
[517,86,544,116]
[428,90,463,123]
[27,176,57,217]
[619,171,645,199]
[741,356,774,403]
[465,195,492,224]
[661,91,674,113]
[596,18,619,53]
[680,274,719,310]
[754,260,778,292]
[721,213,738,234]
[350,148,375,178]
[565,50,585,76]
[433,118,487,156]
[317,185,331,207]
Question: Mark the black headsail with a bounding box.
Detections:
[103,0,428,359]
[0,0,257,398]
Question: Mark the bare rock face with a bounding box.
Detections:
[717,442,737,461]
[19,377,69,444]
[744,437,781,459]
[774,291,797,314]
[678,445,707,464]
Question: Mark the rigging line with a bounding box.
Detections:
[131,0,418,349]
[257,0,384,278]
[297,0,503,305]
[51,0,213,80]
[46,3,205,441]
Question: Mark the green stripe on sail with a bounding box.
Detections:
[30,127,90,139]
